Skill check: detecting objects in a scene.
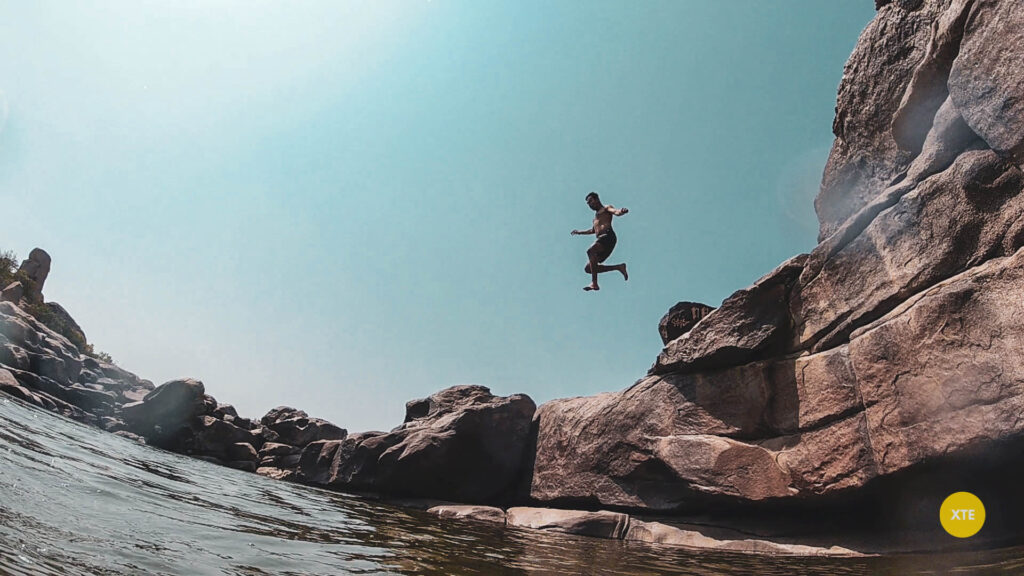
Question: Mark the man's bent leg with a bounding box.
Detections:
[593,264,628,280]
[595,263,625,280]
[585,248,601,291]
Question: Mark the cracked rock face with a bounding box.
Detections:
[815,0,949,241]
[529,0,1024,518]
[532,247,1024,511]
[530,347,872,510]
[791,149,1024,353]
[949,0,1024,167]
[848,249,1024,476]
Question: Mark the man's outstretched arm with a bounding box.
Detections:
[571,227,595,235]
[607,205,629,216]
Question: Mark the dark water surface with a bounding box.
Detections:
[2,396,1023,576]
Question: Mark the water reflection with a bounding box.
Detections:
[1,396,1022,575]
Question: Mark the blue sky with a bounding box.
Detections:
[0,1,875,432]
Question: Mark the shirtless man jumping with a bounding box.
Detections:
[571,191,629,291]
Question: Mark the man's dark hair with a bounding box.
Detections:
[585,191,600,202]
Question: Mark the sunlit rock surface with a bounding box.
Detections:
[528,0,1024,534]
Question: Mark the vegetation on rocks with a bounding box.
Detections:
[1,248,112,362]
[0,249,28,290]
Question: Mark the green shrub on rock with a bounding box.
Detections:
[1,247,110,362]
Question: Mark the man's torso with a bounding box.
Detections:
[592,207,615,235]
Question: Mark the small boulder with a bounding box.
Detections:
[268,416,346,448]
[121,379,206,443]
[65,383,116,414]
[505,507,630,539]
[256,467,295,481]
[201,394,217,415]
[259,442,301,458]
[227,461,257,473]
[253,426,280,445]
[113,430,146,443]
[624,521,864,556]
[257,442,304,469]
[0,282,23,304]
[99,417,125,432]
[261,406,308,426]
[120,386,150,404]
[232,416,254,430]
[78,369,99,384]
[310,385,536,504]
[428,505,506,525]
[658,301,716,345]
[186,416,262,459]
[0,342,29,372]
[213,403,238,420]
[226,442,258,462]
[0,368,44,407]
[297,440,344,485]
[260,453,302,469]
[94,360,151,391]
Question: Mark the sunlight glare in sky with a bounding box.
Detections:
[0,1,876,432]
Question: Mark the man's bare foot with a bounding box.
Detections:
[584,284,600,291]
[620,264,628,281]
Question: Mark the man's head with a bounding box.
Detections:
[585,191,601,210]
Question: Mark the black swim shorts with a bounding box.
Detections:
[592,229,617,261]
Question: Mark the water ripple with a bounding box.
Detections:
[1,395,1021,575]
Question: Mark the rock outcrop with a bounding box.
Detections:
[300,385,536,503]
[0,254,347,480]
[2,271,532,506]
[18,248,50,302]
[0,300,92,421]
[261,406,308,426]
[253,406,347,480]
[265,411,345,448]
[653,255,806,374]
[41,302,88,352]
[816,0,945,240]
[791,148,1023,353]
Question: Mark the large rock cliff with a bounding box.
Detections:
[528,0,1024,538]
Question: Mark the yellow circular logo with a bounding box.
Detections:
[940,492,985,538]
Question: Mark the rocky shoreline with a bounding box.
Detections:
[4,0,1024,558]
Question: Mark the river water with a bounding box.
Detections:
[1,396,1022,576]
